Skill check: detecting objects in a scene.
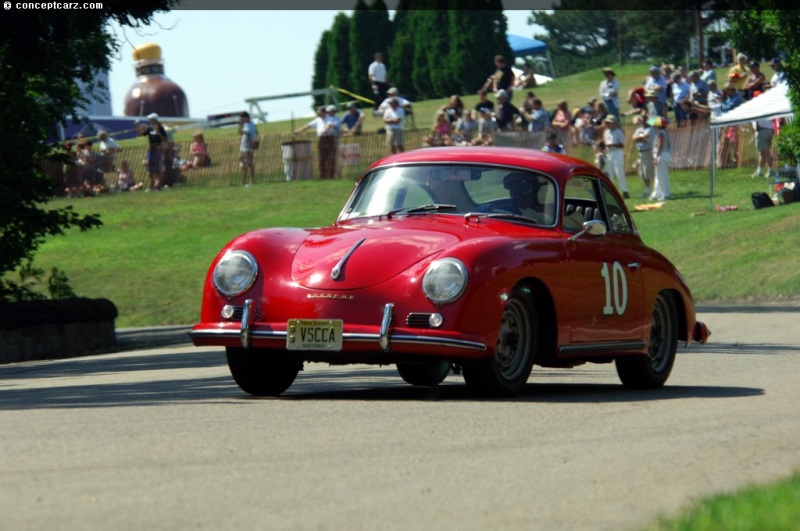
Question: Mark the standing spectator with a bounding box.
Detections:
[97,130,121,172]
[494,89,520,131]
[482,55,515,101]
[599,67,621,122]
[689,70,710,105]
[377,87,413,114]
[752,115,776,178]
[294,106,338,179]
[368,52,389,111]
[550,99,572,145]
[644,65,669,118]
[670,72,692,127]
[728,53,750,93]
[341,103,365,136]
[238,111,257,186]
[474,90,495,116]
[769,57,787,86]
[743,61,767,99]
[602,116,629,199]
[593,140,607,175]
[632,115,655,198]
[136,112,167,191]
[700,60,717,84]
[651,118,672,201]
[383,97,405,154]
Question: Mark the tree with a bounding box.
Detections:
[312,30,332,108]
[348,0,395,103]
[326,13,353,93]
[0,3,179,302]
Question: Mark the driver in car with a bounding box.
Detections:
[504,173,544,222]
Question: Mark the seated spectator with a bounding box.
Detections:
[517,90,536,129]
[97,130,122,172]
[440,95,464,124]
[743,61,767,99]
[341,103,365,135]
[377,87,413,113]
[720,82,744,112]
[424,110,454,147]
[515,63,538,90]
[700,59,716,84]
[474,90,495,116]
[116,160,143,192]
[495,89,520,131]
[475,107,498,143]
[453,110,479,144]
[182,131,209,170]
[571,100,596,146]
[542,132,565,154]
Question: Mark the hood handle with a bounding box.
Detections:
[331,237,366,280]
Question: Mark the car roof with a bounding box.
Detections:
[366,146,599,184]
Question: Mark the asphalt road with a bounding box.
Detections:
[1,305,799,530]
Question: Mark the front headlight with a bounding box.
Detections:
[423,258,468,304]
[213,250,258,297]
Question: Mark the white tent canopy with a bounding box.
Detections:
[711,83,793,129]
[709,83,794,208]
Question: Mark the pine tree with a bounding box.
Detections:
[312,30,332,109]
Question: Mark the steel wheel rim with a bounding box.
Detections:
[494,298,530,380]
[647,297,674,373]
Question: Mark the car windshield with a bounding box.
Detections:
[339,164,557,226]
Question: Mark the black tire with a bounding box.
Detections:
[462,289,537,397]
[225,347,301,396]
[616,293,678,389]
[396,361,451,386]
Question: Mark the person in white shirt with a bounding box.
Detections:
[368,52,389,110]
[602,115,629,198]
[377,87,412,113]
[383,98,405,154]
[599,67,621,122]
[294,106,338,179]
[769,58,787,87]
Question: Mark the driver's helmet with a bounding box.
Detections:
[503,172,539,200]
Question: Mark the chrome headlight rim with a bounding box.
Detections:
[423,258,469,305]
[213,250,258,297]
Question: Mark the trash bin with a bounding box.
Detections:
[281,140,312,181]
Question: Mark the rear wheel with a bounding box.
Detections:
[462,290,537,397]
[225,347,301,396]
[396,361,451,386]
[616,293,678,389]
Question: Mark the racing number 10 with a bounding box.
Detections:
[601,261,628,316]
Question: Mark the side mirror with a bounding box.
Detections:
[568,219,607,241]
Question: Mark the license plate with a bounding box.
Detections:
[286,319,343,351]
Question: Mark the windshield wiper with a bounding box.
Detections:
[465,212,541,225]
[385,204,458,218]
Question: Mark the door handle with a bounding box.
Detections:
[627,262,641,271]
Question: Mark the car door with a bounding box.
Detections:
[563,176,645,349]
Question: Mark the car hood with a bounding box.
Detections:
[291,218,467,290]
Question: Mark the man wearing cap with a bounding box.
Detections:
[769,58,787,86]
[720,82,744,112]
[632,115,655,198]
[294,106,338,179]
[136,112,167,190]
[383,97,405,154]
[644,65,668,118]
[377,87,412,113]
[602,115,630,198]
[341,103,365,136]
[600,67,621,122]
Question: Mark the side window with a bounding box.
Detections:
[562,176,600,231]
[601,183,633,234]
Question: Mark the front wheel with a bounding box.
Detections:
[396,361,451,386]
[615,293,678,389]
[462,290,537,397]
[225,347,301,396]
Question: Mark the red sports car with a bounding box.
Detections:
[191,147,709,397]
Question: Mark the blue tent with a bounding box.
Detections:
[507,34,547,56]
[506,34,556,78]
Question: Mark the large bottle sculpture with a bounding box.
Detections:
[123,43,189,117]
